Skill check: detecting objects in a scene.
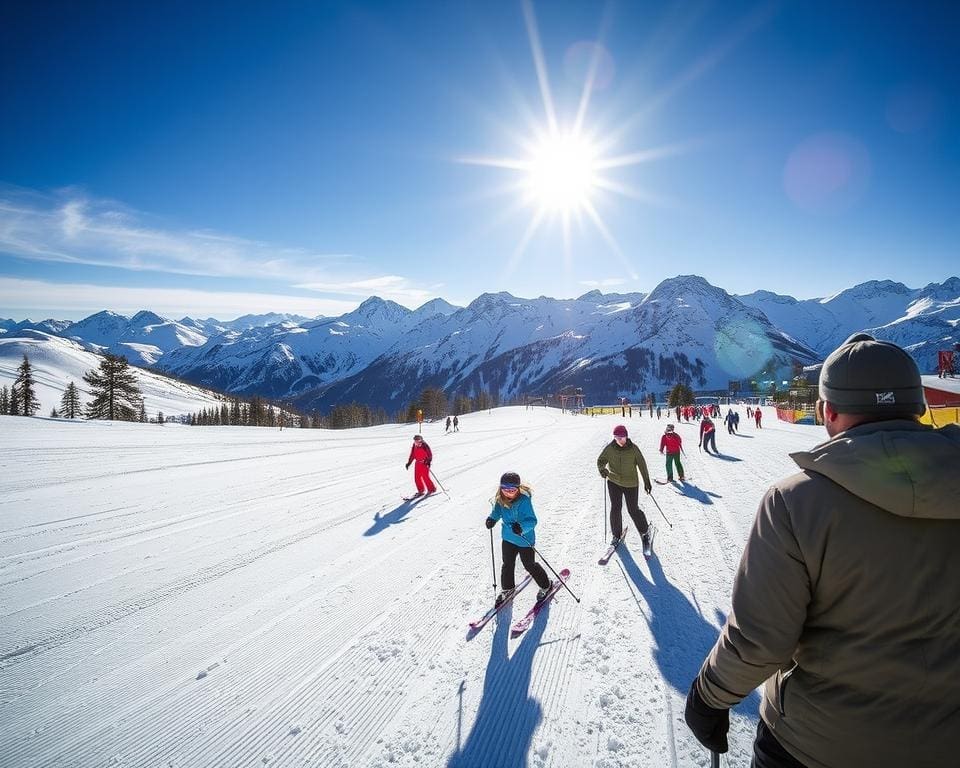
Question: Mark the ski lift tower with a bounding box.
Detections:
[559,386,586,413]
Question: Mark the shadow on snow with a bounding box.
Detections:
[363,498,423,537]
[673,482,722,505]
[448,603,549,768]
[615,546,760,720]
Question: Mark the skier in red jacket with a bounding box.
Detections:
[405,435,436,496]
[699,416,719,455]
[659,424,685,482]
[754,407,763,428]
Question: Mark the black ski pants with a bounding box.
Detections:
[607,481,649,537]
[702,431,718,454]
[501,540,550,590]
[752,720,807,768]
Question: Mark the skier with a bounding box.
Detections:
[597,425,653,551]
[484,471,552,604]
[699,415,718,454]
[404,434,436,496]
[445,416,451,432]
[724,408,736,435]
[755,407,763,428]
[657,405,662,420]
[732,410,740,433]
[684,333,960,768]
[659,423,685,482]
[453,415,459,432]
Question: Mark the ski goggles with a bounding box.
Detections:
[500,484,519,491]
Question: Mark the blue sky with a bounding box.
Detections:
[1,0,958,321]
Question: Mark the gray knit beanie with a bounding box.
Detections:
[818,333,925,416]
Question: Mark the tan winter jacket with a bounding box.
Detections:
[697,420,960,768]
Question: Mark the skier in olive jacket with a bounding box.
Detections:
[684,334,960,768]
[596,424,653,549]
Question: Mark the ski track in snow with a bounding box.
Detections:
[0,408,816,767]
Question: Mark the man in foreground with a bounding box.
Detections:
[685,333,960,767]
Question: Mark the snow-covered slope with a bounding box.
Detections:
[0,330,224,418]
[0,405,805,767]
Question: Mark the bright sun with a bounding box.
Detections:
[524,133,599,214]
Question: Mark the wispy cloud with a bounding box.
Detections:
[0,277,359,321]
[0,185,435,308]
[579,277,627,289]
[294,275,441,304]
[0,186,351,280]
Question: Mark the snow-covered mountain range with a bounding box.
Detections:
[737,277,960,373]
[2,275,957,411]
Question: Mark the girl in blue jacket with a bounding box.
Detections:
[485,471,552,604]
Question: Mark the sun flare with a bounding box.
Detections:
[524,133,599,214]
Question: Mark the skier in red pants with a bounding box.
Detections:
[755,407,763,428]
[405,435,436,496]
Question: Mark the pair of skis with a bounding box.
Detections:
[598,524,656,563]
[654,477,690,485]
[468,568,571,637]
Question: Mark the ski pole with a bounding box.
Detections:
[489,528,498,596]
[711,750,720,768]
[603,478,608,542]
[648,492,673,529]
[430,469,450,498]
[518,532,581,603]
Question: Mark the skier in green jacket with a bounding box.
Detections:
[597,425,653,551]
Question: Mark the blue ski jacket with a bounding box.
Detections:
[489,491,538,547]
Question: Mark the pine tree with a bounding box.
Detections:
[60,381,82,419]
[0,385,8,415]
[50,407,59,418]
[83,354,143,421]
[12,354,40,416]
[157,411,165,425]
[138,398,148,423]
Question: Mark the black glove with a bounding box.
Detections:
[485,517,496,529]
[510,521,523,536]
[405,461,411,470]
[684,679,729,753]
[424,460,431,467]
[599,468,609,478]
[644,484,652,494]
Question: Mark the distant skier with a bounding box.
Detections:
[453,415,459,432]
[747,406,753,419]
[597,425,653,551]
[732,411,740,433]
[699,416,719,454]
[404,434,436,497]
[660,423,685,482]
[755,407,763,428]
[485,471,552,604]
[445,416,452,433]
[657,406,662,420]
[725,409,736,435]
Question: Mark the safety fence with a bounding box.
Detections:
[775,406,817,425]
[921,406,960,427]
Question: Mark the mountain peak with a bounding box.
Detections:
[131,310,166,326]
[414,298,459,317]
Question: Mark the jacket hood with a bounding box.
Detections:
[790,421,960,520]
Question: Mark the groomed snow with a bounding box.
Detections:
[0,406,821,767]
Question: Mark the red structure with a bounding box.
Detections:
[922,375,960,407]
